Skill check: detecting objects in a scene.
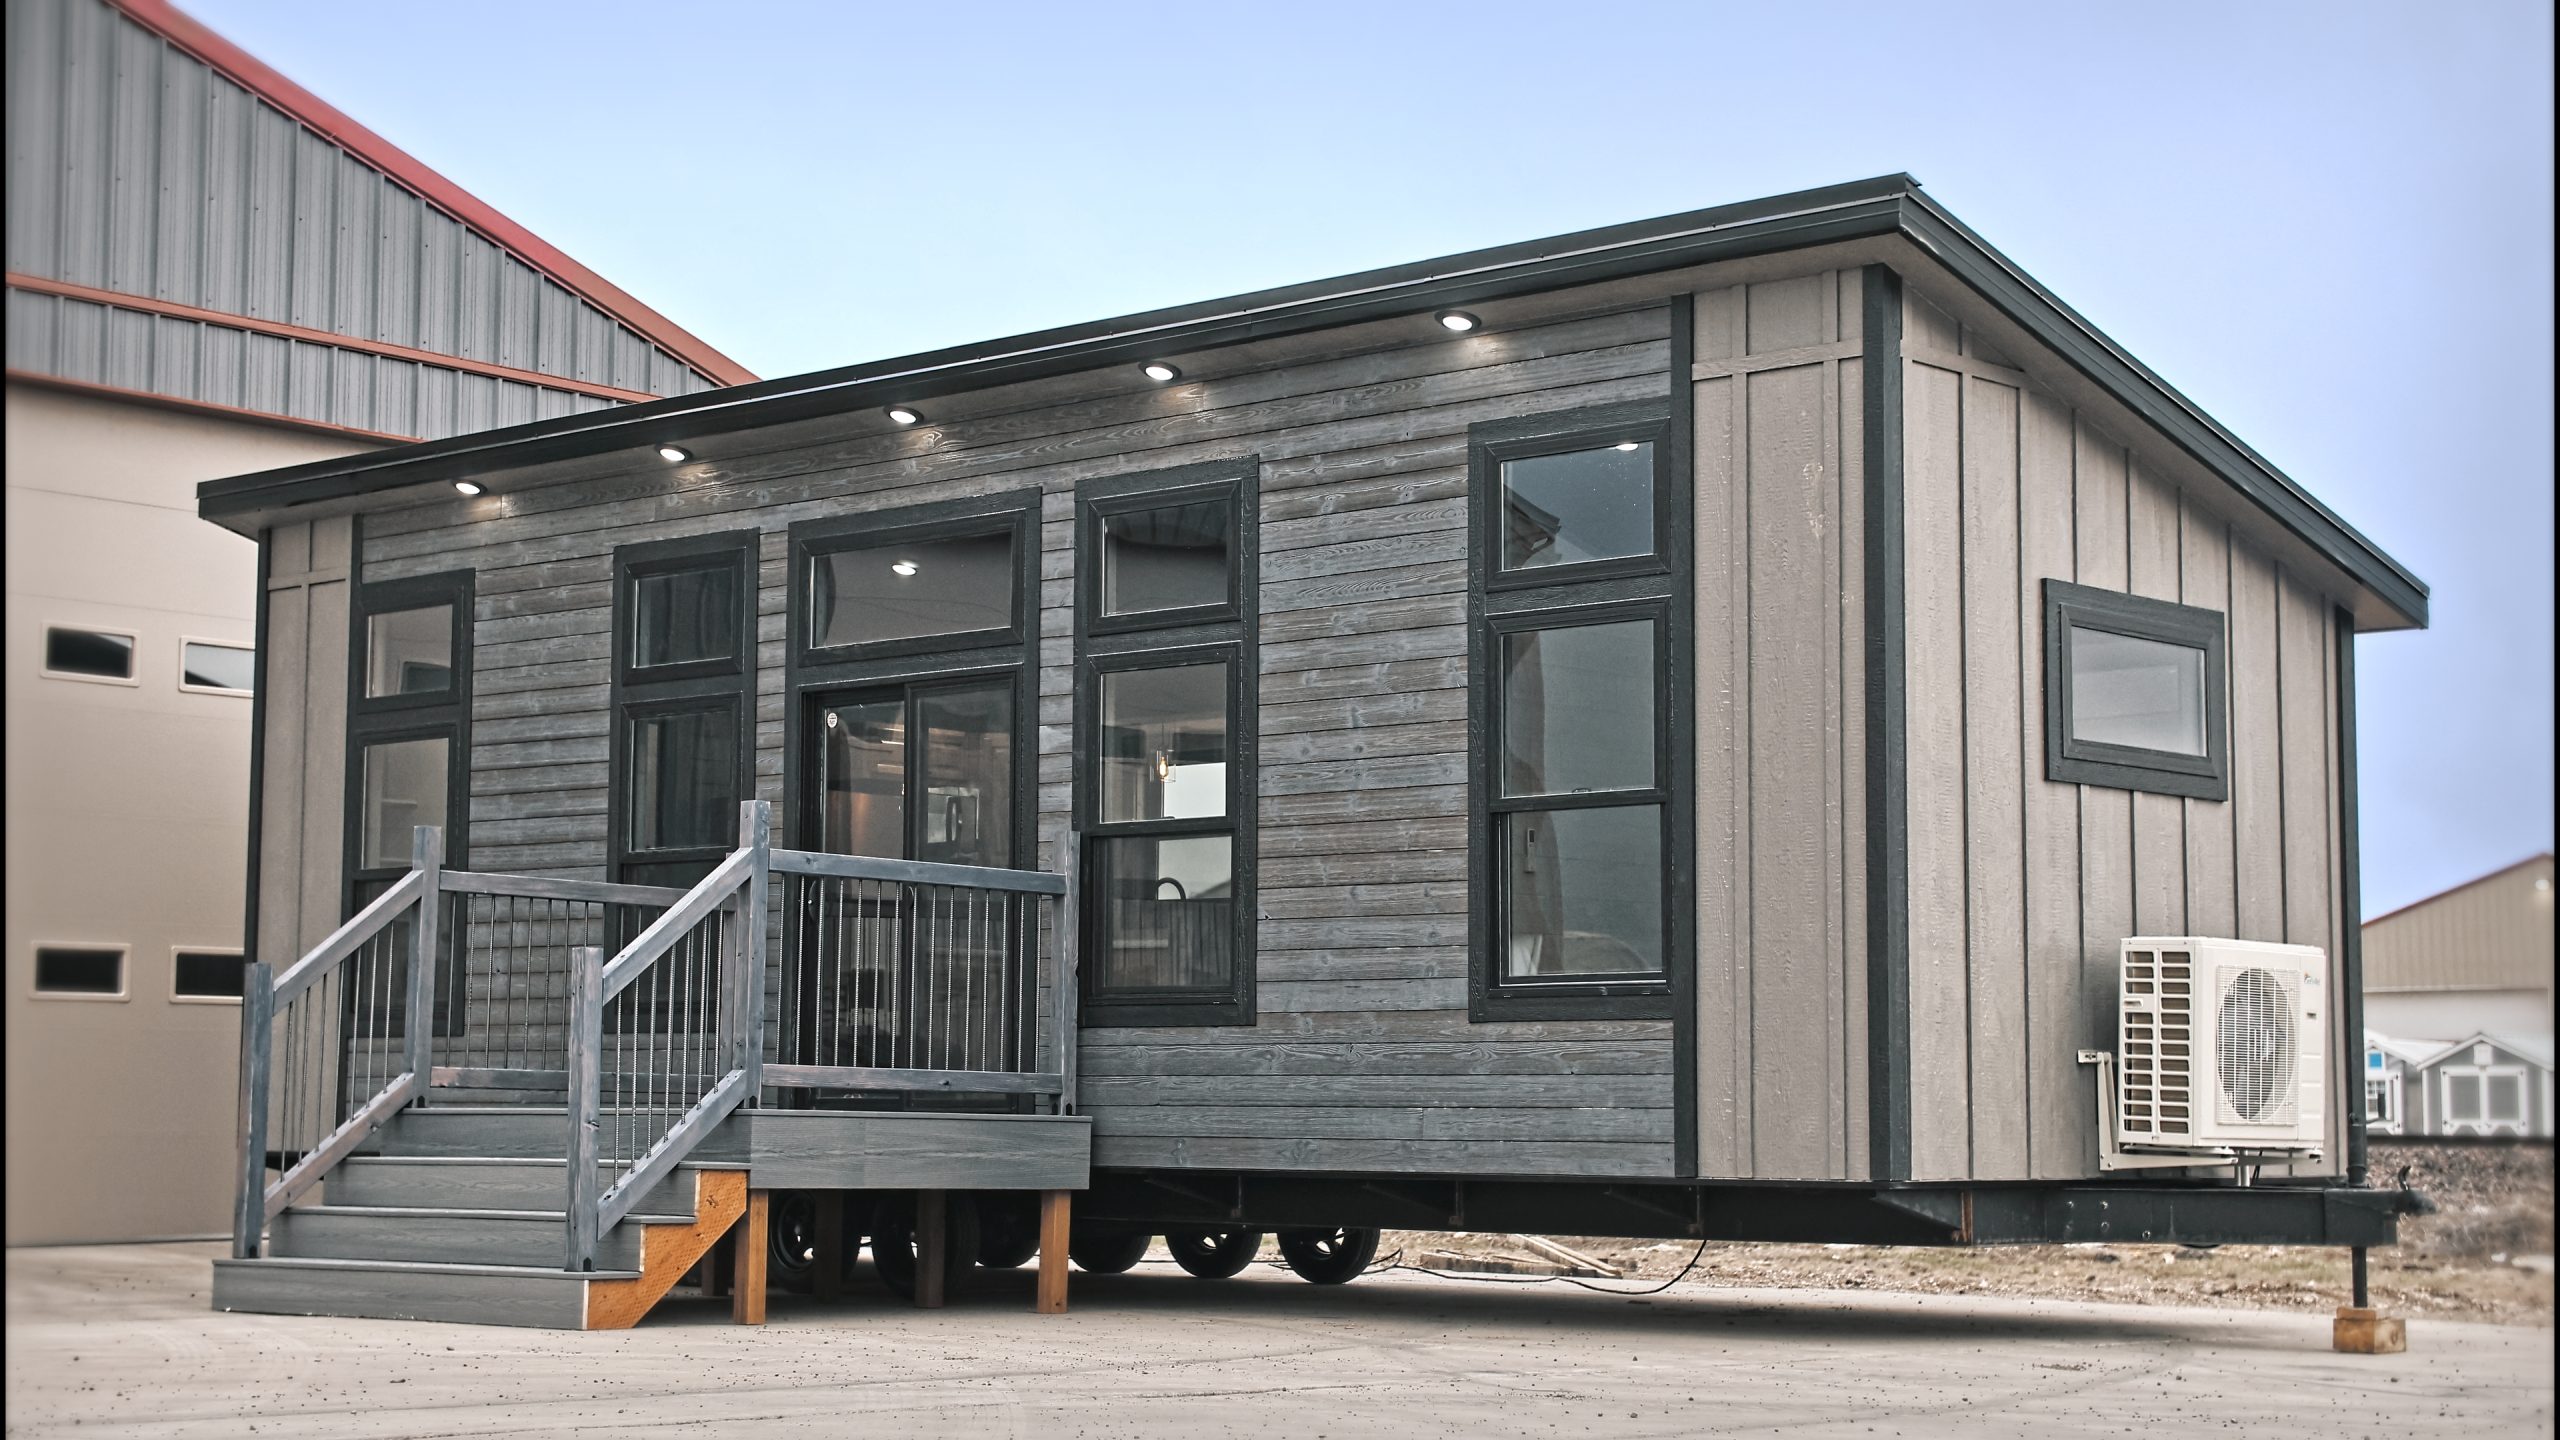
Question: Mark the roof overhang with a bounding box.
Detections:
[195,174,2427,630]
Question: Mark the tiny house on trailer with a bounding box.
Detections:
[199,175,2430,1329]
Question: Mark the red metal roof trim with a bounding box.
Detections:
[105,0,758,390]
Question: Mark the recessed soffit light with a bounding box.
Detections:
[453,480,485,496]
[891,560,919,577]
[1435,309,1480,332]
[886,405,923,426]
[1143,362,1182,383]
[657,445,692,463]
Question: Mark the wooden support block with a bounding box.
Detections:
[2333,1306,2406,1354]
[1035,1189,1071,1315]
[705,1236,732,1299]
[732,1189,770,1325]
[915,1189,947,1310]
[813,1192,845,1302]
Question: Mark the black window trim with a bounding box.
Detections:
[609,530,760,884]
[1478,402,1677,593]
[1467,397,1688,1024]
[1075,458,1259,1029]
[790,494,1038,667]
[344,562,473,1039]
[2043,579,2230,801]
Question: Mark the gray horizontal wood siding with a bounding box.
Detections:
[363,279,1694,1180]
[1691,271,1870,1182]
[1898,291,2351,1182]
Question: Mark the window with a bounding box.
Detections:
[345,570,472,1035]
[32,945,126,998]
[174,949,248,1001]
[800,514,1027,660]
[42,625,137,683]
[1076,461,1256,1027]
[2044,580,2229,800]
[1468,400,1687,1022]
[180,640,255,695]
[612,533,757,889]
[2441,1061,2529,1134]
[2363,1075,2398,1130]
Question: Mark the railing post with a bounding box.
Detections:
[231,961,274,1259]
[739,800,770,1099]
[406,826,442,1091]
[1055,827,1080,1115]
[564,944,604,1271]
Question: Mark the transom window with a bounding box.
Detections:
[1087,484,1239,630]
[1482,411,1671,588]
[2044,580,2229,800]
[807,527,1020,654]
[364,605,454,698]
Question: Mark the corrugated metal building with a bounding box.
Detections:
[2362,854,2555,1043]
[5,0,752,1245]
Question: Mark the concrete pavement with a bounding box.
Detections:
[6,1240,2549,1438]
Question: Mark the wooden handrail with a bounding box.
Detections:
[769,846,1069,896]
[598,845,755,1003]
[439,870,690,906]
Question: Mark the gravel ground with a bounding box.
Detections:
[1375,1142,2555,1327]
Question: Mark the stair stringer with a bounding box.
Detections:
[583,1168,749,1330]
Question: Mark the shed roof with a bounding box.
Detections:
[191,174,2426,628]
[2410,1032,2557,1073]
[2364,855,2556,993]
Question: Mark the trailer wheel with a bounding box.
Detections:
[1068,1226,1152,1274]
[1277,1227,1379,1284]
[768,1190,820,1293]
[870,1194,982,1300]
[977,1195,1041,1268]
[1167,1227,1263,1278]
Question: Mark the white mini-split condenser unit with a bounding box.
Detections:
[2113,937,2327,1158]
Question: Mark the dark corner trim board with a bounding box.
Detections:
[1861,263,1912,1186]
[241,529,273,967]
[2336,609,2366,1187]
[1666,297,1699,1180]
[190,177,2422,631]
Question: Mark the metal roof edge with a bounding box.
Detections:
[192,173,2428,628]
[106,0,759,389]
[2363,853,2557,929]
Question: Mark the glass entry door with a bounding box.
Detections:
[813,680,1014,868]
[788,678,1022,1094]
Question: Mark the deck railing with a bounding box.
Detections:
[231,829,443,1259]
[237,800,1078,1271]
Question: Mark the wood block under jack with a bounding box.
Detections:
[2333,1306,2407,1354]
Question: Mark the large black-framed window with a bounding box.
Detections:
[2043,579,2229,801]
[1468,401,1688,1023]
[344,567,473,1035]
[794,503,1033,667]
[1075,460,1257,1028]
[610,532,759,889]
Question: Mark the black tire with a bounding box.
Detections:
[1277,1227,1379,1284]
[976,1194,1041,1269]
[870,1193,983,1300]
[768,1191,820,1293]
[1167,1227,1263,1279]
[1068,1226,1152,1274]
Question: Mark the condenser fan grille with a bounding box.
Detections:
[2214,965,2298,1125]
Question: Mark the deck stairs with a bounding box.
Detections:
[213,804,1084,1331]
[214,1106,748,1330]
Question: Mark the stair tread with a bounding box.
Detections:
[286,1204,695,1225]
[217,1255,640,1281]
[340,1156,727,1169]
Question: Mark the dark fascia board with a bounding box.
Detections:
[195,174,2426,630]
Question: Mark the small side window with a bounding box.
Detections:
[181,640,256,695]
[42,626,138,684]
[173,949,248,1001]
[33,945,126,998]
[2044,580,2229,800]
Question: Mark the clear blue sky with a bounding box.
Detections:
[190,0,2554,917]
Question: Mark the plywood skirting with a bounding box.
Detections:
[584,1169,748,1330]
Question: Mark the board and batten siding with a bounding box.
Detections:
[254,515,352,967]
[1690,271,1871,1182]
[1897,290,2351,1183]
[358,275,1697,1179]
